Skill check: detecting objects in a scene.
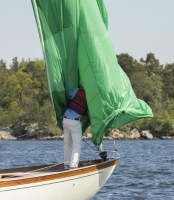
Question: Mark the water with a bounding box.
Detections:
[0,140,174,200]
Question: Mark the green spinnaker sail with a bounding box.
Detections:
[31,0,153,145]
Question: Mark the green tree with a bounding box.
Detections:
[117,53,145,77]
[148,75,163,111]
[140,53,162,76]
[0,59,7,71]
[0,59,56,137]
[162,63,174,98]
[117,53,134,76]
[0,59,7,85]
[130,72,151,101]
[10,57,19,73]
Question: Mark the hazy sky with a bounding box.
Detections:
[0,0,174,67]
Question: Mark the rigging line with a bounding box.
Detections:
[104,134,119,152]
[82,139,98,151]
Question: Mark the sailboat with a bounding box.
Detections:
[0,0,153,199]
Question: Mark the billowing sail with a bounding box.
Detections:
[31,0,153,145]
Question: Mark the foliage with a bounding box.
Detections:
[0,53,174,138]
[0,58,56,137]
[117,53,174,137]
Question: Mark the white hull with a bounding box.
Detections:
[0,159,118,200]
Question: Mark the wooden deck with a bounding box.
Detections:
[0,159,118,188]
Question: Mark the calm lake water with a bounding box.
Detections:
[0,140,173,200]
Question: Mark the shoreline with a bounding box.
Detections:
[0,135,174,141]
[0,128,174,141]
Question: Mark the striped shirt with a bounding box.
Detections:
[64,88,81,119]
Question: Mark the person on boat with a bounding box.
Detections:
[63,87,88,169]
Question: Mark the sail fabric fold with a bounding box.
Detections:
[31,0,153,145]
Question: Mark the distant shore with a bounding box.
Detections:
[0,128,174,141]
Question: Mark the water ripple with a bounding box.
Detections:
[0,140,174,199]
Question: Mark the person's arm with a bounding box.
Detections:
[69,88,79,99]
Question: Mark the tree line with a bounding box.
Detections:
[0,53,174,138]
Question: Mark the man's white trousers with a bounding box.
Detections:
[63,118,82,168]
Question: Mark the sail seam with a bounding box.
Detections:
[79,32,103,105]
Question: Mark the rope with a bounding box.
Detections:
[28,162,64,173]
[2,162,65,179]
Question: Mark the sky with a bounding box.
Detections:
[0,0,174,67]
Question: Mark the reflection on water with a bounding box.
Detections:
[0,140,173,199]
